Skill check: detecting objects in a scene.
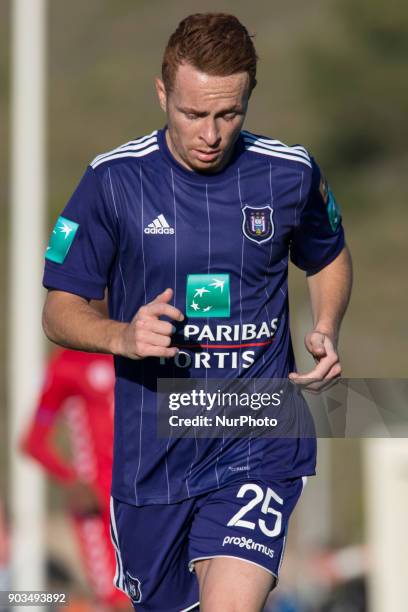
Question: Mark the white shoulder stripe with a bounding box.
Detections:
[243,135,310,163]
[249,138,309,157]
[91,130,158,167]
[242,131,309,156]
[245,144,312,168]
[91,131,157,165]
[91,144,159,169]
[95,129,158,162]
[244,138,311,163]
[93,135,157,160]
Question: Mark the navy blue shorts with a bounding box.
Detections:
[109,477,306,611]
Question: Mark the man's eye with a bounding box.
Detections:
[185,113,199,120]
[223,113,238,121]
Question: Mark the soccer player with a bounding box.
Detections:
[41,13,352,612]
[21,349,130,611]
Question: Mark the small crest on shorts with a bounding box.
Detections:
[125,571,142,603]
[242,206,274,244]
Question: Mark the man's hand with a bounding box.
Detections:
[288,330,342,392]
[115,288,184,360]
[289,247,352,392]
[43,287,184,357]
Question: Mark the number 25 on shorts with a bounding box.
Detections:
[227,483,283,537]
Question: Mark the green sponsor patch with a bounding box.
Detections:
[45,216,79,264]
[327,189,341,232]
[186,274,230,318]
[319,174,341,232]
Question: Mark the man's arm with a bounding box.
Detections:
[289,245,352,388]
[42,288,183,359]
[43,291,125,354]
[307,245,352,344]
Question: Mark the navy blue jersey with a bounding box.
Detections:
[43,128,345,505]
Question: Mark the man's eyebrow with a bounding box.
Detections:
[217,106,243,115]
[178,106,208,116]
[177,105,243,115]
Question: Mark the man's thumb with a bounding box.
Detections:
[152,288,174,304]
[306,331,326,355]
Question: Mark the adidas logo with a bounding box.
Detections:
[144,214,175,235]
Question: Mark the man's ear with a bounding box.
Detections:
[155,77,167,113]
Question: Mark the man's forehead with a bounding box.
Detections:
[171,63,250,101]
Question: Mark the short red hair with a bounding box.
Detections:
[162,13,258,93]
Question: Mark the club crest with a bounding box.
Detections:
[125,571,142,603]
[242,206,274,244]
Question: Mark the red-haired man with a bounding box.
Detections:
[42,13,352,612]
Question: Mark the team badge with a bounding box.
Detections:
[186,274,230,318]
[242,206,274,244]
[319,175,341,232]
[125,571,142,603]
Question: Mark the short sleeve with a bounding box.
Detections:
[43,166,117,299]
[290,158,345,275]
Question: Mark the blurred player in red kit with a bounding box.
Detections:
[21,349,130,611]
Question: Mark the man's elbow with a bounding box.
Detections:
[340,244,353,283]
[42,290,90,347]
[42,300,58,343]
[42,291,69,344]
[326,244,352,275]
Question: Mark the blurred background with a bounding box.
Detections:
[0,1,407,611]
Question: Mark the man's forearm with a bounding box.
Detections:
[42,291,126,354]
[306,246,353,344]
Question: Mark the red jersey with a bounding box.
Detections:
[21,349,115,506]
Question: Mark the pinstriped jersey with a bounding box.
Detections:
[43,127,345,505]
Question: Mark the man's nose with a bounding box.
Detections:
[201,119,221,147]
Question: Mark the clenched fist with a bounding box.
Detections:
[116,288,183,359]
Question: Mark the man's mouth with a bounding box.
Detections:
[194,149,221,162]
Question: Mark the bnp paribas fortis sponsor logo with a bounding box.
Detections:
[45,216,79,264]
[186,274,230,318]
